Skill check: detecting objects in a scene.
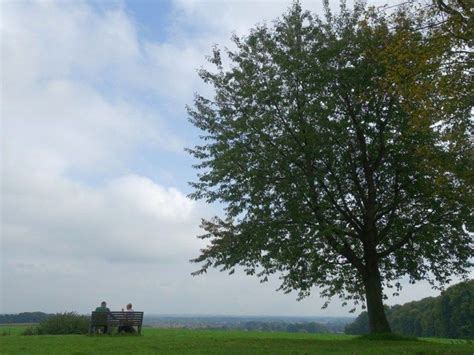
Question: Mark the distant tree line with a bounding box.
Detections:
[240,321,330,334]
[345,280,474,339]
[0,312,52,324]
[145,315,352,333]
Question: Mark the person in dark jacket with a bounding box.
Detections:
[95,301,110,313]
[94,301,110,333]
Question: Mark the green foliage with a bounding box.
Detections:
[23,312,90,335]
[433,0,473,43]
[187,0,473,334]
[345,310,370,335]
[433,279,474,339]
[345,280,474,339]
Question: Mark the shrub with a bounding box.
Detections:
[22,326,39,336]
[34,312,90,335]
[0,329,11,336]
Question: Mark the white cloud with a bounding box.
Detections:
[1,0,205,313]
[106,175,195,221]
[2,1,139,87]
[142,41,210,103]
[2,172,204,262]
[170,0,398,39]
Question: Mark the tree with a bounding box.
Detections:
[345,279,474,338]
[434,279,474,338]
[433,0,473,42]
[187,1,473,334]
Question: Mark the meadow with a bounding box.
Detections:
[1,325,473,354]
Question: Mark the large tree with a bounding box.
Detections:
[187,1,473,334]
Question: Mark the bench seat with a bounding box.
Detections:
[89,311,144,334]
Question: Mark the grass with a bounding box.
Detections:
[356,332,419,341]
[0,325,473,354]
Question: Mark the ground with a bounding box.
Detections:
[0,325,473,354]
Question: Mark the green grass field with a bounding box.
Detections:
[0,325,473,354]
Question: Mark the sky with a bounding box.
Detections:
[0,0,467,316]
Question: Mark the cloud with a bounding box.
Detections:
[1,1,187,177]
[107,175,194,221]
[170,0,397,39]
[1,0,207,312]
[2,1,139,88]
[3,172,203,263]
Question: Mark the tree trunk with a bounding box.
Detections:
[363,258,392,334]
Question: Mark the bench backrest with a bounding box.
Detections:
[90,311,144,326]
[90,312,110,325]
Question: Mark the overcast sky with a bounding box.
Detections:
[1,0,467,316]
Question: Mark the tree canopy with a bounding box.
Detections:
[187,0,473,334]
[433,0,473,42]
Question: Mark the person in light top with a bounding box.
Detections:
[118,303,135,333]
[122,303,134,312]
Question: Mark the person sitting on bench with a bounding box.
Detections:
[94,301,110,333]
[118,303,135,333]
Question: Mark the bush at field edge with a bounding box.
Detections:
[22,312,89,335]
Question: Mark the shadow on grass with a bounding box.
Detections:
[356,333,419,341]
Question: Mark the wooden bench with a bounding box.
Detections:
[89,311,144,334]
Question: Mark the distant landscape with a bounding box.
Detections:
[2,279,472,339]
[0,312,353,334]
[0,281,472,355]
[144,315,353,333]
